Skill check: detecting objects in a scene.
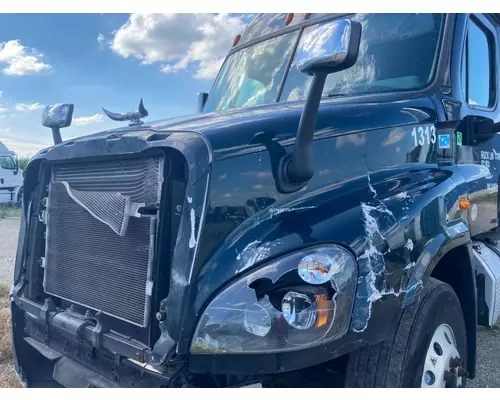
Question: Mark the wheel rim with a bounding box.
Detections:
[421,323,466,388]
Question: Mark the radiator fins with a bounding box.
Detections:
[44,157,163,327]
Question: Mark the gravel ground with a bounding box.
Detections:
[0,216,499,387]
[0,217,19,286]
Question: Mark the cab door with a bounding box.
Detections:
[454,13,500,236]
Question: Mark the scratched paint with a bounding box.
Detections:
[353,173,399,332]
[189,208,197,249]
[235,240,282,274]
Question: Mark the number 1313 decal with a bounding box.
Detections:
[412,125,437,147]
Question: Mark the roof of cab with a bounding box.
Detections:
[0,140,10,154]
[237,13,331,47]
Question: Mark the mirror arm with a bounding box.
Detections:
[51,127,62,145]
[277,72,328,192]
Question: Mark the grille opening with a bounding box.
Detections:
[44,156,164,327]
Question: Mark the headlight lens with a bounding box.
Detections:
[190,245,357,354]
[281,291,316,330]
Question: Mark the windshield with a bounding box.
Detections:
[203,31,299,113]
[204,13,445,112]
[0,155,16,170]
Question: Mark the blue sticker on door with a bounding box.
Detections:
[438,134,450,149]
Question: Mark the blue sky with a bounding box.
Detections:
[0,13,253,156]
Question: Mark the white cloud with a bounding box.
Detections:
[0,90,3,97]
[110,13,245,79]
[97,33,106,50]
[0,40,51,76]
[73,113,105,126]
[0,105,8,113]
[15,102,45,112]
[0,135,52,157]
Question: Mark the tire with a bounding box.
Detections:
[345,277,467,388]
[16,187,23,208]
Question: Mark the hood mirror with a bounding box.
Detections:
[42,103,74,145]
[276,19,362,193]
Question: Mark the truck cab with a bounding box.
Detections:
[0,141,23,205]
[9,13,500,388]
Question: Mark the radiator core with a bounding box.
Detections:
[44,157,163,327]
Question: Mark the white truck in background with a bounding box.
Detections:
[0,140,23,205]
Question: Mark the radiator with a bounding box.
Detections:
[44,157,163,327]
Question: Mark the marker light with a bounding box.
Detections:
[233,34,241,47]
[285,13,294,26]
[459,197,470,210]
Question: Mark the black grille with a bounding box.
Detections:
[44,157,163,326]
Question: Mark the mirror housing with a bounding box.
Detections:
[196,92,208,113]
[297,19,362,76]
[42,103,74,145]
[277,19,362,193]
[11,152,19,175]
[458,115,500,146]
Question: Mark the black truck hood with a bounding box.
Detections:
[46,95,438,162]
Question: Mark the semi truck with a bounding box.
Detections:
[9,13,500,388]
[0,140,23,205]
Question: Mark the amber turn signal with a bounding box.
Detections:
[315,293,329,328]
[285,13,294,26]
[459,198,471,210]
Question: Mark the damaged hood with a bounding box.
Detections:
[39,95,437,162]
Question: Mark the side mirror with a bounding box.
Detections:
[277,19,362,193]
[42,103,74,145]
[12,153,19,175]
[196,92,208,113]
[458,115,500,146]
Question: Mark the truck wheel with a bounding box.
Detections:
[345,277,467,388]
[16,187,23,207]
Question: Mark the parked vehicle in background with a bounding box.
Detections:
[9,13,500,388]
[0,141,23,205]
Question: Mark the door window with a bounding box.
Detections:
[463,17,495,108]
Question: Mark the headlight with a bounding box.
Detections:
[190,244,357,354]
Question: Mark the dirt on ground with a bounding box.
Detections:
[0,284,22,388]
[0,214,20,286]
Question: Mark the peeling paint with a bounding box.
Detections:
[267,206,317,218]
[189,208,197,249]
[366,172,378,197]
[353,173,398,333]
[187,196,193,204]
[405,238,414,251]
[396,191,412,201]
[404,261,415,270]
[172,270,188,286]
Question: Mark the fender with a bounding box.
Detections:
[403,220,471,307]
[182,165,470,362]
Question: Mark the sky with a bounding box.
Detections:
[0,13,254,157]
